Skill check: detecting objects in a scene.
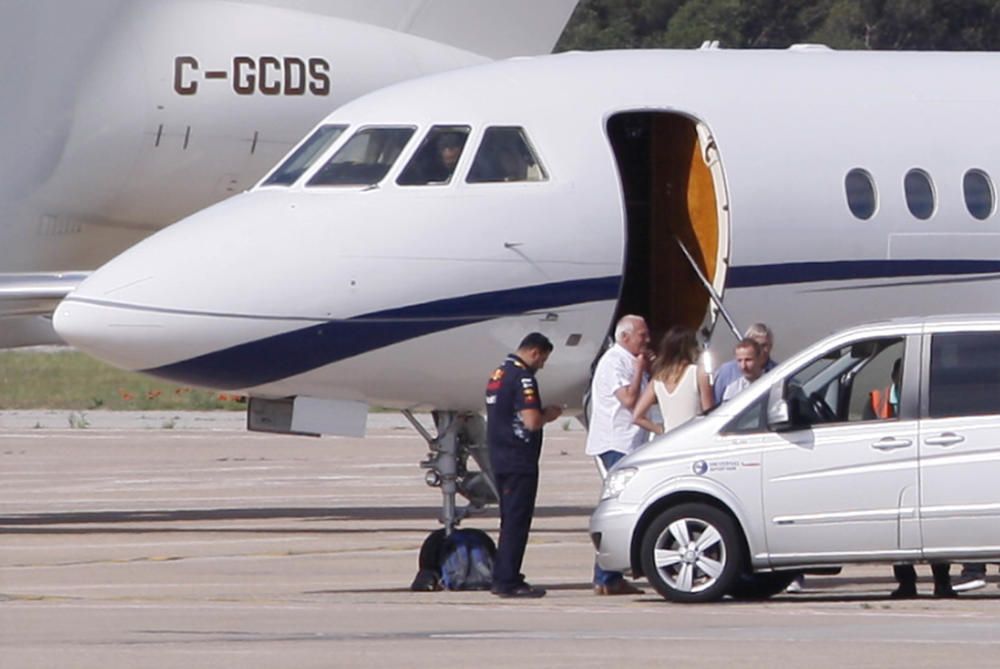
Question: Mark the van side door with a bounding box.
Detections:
[918,328,1000,557]
[760,335,921,565]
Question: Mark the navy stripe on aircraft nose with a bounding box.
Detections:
[728,258,1000,288]
[143,275,622,389]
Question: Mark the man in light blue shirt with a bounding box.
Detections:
[713,323,778,406]
[720,338,765,402]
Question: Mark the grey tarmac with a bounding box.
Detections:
[2,411,1000,668]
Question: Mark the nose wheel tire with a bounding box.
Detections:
[640,503,744,603]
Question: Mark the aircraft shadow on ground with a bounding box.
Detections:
[0,504,593,534]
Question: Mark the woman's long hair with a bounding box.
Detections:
[651,327,699,384]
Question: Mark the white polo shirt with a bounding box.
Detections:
[585,343,649,456]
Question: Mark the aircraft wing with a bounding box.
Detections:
[0,273,88,348]
[249,0,580,59]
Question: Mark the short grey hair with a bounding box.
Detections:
[744,322,773,343]
[614,314,645,342]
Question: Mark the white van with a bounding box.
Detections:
[589,315,1000,602]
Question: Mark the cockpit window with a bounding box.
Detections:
[467,127,546,184]
[262,124,346,186]
[396,126,471,186]
[308,126,415,186]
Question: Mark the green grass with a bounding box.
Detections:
[0,350,246,411]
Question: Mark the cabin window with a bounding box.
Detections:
[396,126,471,186]
[467,127,546,183]
[308,126,415,186]
[904,169,936,220]
[963,169,994,220]
[844,168,877,220]
[262,124,347,186]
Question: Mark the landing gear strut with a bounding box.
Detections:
[404,410,498,590]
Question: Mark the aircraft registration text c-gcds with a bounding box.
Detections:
[173,56,331,96]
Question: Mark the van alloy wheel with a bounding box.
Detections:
[640,503,744,603]
[654,517,726,592]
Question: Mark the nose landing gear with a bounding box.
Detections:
[403,410,498,591]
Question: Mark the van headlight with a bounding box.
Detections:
[601,467,637,500]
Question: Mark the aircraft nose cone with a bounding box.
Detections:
[52,192,289,376]
[53,293,178,372]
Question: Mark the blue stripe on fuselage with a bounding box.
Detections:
[143,275,622,389]
[728,258,1000,288]
[144,259,1000,389]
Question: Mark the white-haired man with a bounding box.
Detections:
[584,314,650,596]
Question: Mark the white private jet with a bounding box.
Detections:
[0,0,578,347]
[55,46,1000,539]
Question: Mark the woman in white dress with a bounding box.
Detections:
[632,327,713,436]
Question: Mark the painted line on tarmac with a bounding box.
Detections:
[429,630,1000,644]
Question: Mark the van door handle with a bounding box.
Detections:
[871,438,912,451]
[924,432,965,447]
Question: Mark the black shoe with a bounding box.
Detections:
[891,584,917,599]
[934,584,958,598]
[492,583,546,598]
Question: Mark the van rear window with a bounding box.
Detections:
[929,332,1000,418]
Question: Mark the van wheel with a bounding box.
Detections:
[640,503,745,603]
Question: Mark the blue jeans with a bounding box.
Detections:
[593,450,626,586]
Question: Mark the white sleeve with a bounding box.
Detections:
[608,353,634,392]
[593,352,629,399]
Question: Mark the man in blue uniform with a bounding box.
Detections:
[485,332,562,598]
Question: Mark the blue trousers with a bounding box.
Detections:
[492,470,539,591]
[594,450,626,586]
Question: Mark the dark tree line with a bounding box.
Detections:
[557,0,1000,51]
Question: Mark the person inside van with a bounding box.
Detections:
[864,358,901,419]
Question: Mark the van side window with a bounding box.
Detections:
[929,332,1000,418]
[782,338,905,428]
[467,127,546,183]
[722,395,769,434]
[308,127,415,186]
[397,126,471,186]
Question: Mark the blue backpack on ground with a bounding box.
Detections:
[440,528,496,591]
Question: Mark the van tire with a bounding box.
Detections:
[728,571,800,600]
[640,503,744,603]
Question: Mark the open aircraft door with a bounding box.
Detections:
[605,111,736,345]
